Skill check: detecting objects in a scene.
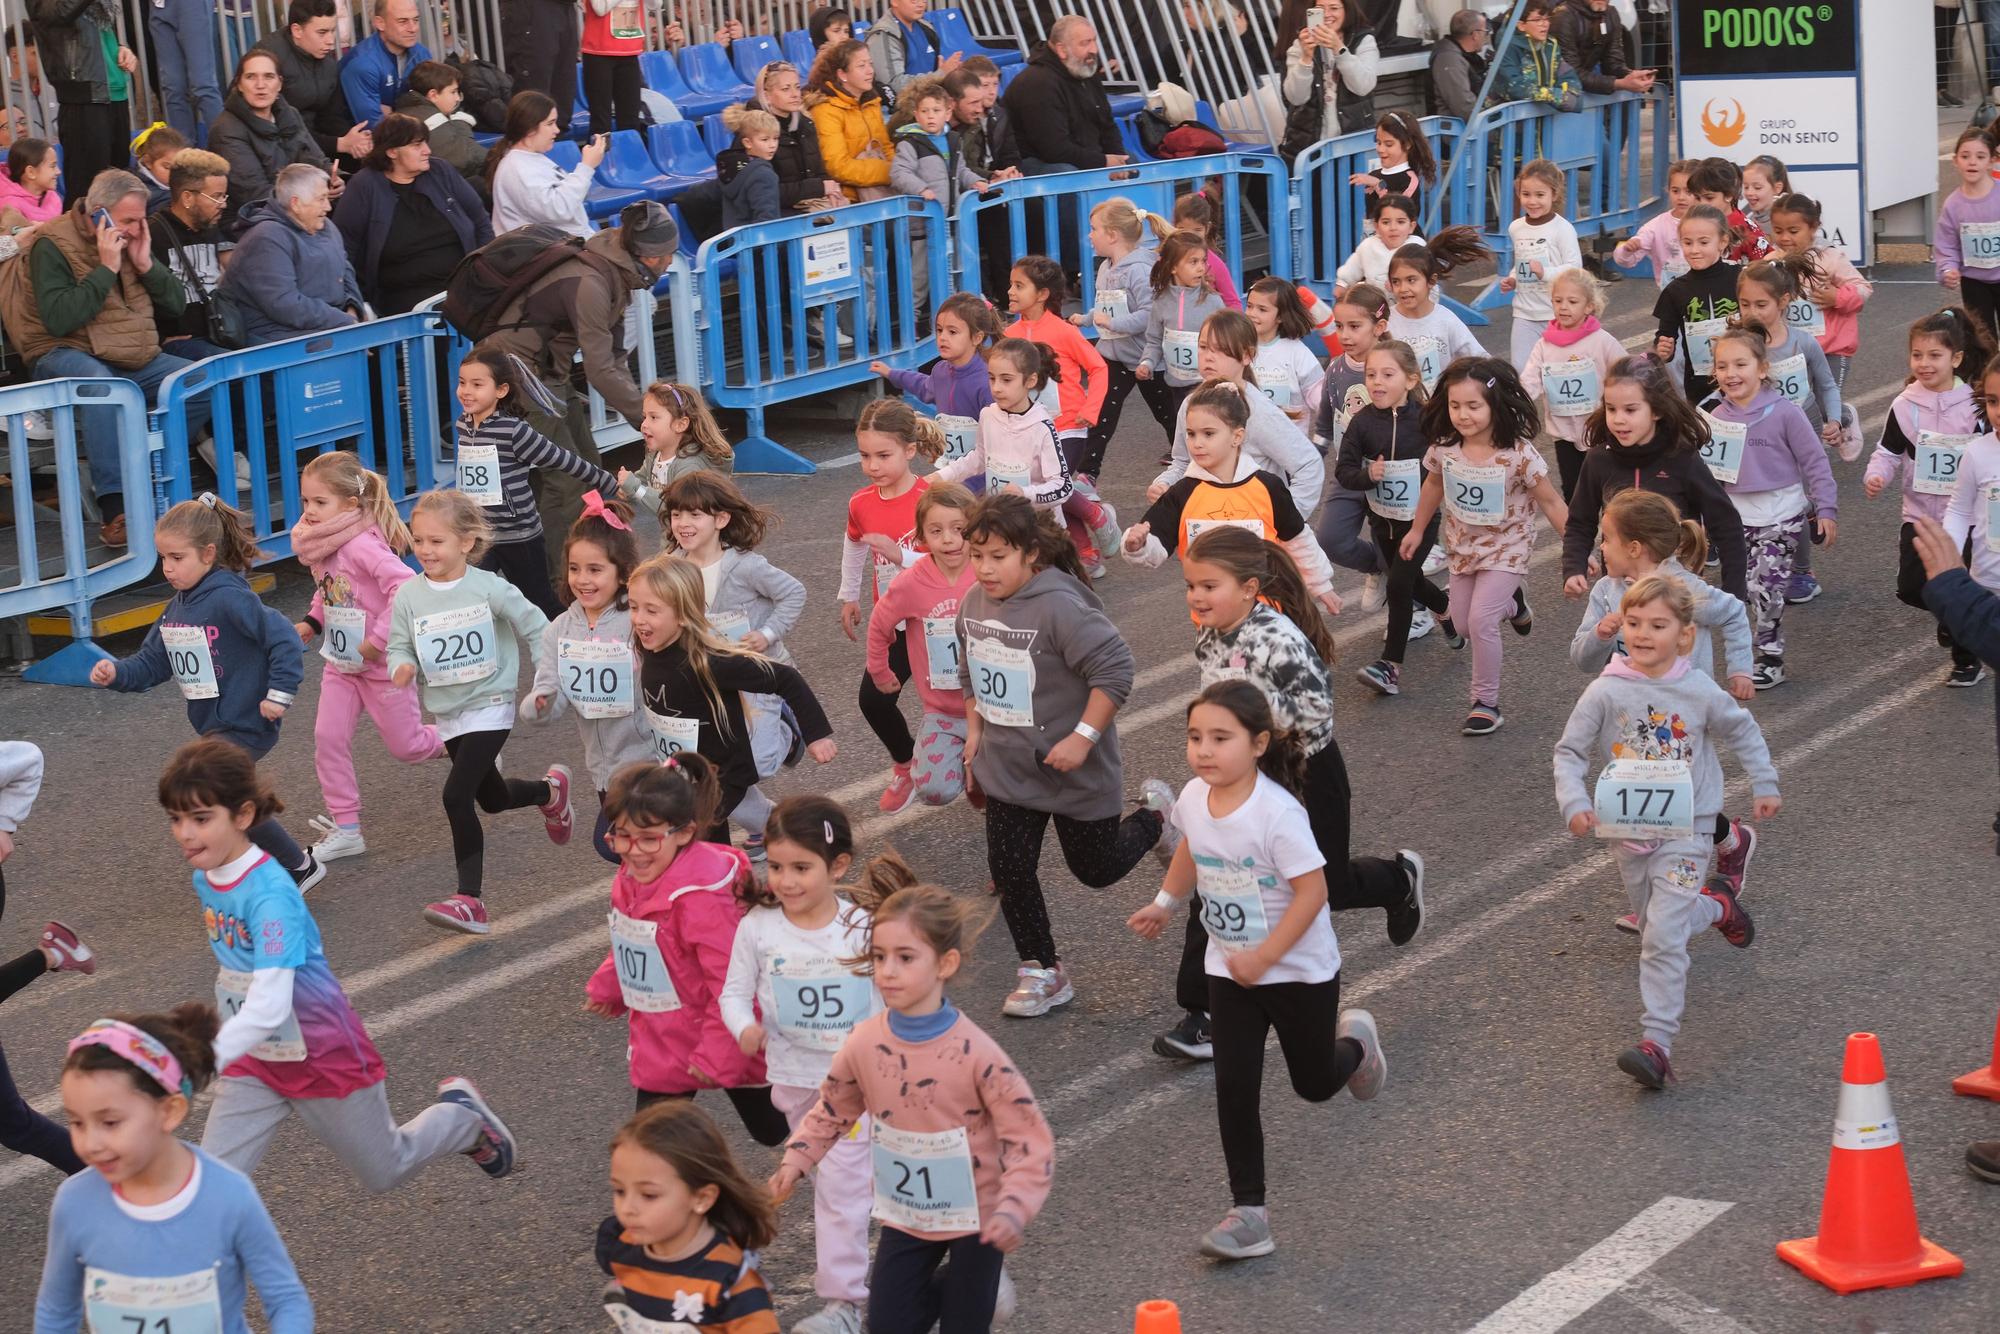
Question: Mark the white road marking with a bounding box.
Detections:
[820,451,862,469]
[1465,1196,1735,1334]
[1613,1272,1760,1334]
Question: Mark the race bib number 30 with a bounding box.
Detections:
[413,604,497,686]
[1592,758,1694,839]
[84,1266,224,1334]
[967,632,1033,728]
[872,1122,980,1233]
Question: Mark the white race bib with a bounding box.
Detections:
[766,951,872,1051]
[937,413,977,462]
[1769,352,1810,408]
[413,604,498,686]
[609,908,679,1012]
[1660,257,1689,285]
[642,705,699,761]
[1685,317,1727,376]
[161,624,218,700]
[873,556,902,596]
[1785,296,1826,338]
[1546,358,1601,417]
[1368,457,1420,521]
[922,615,962,690]
[967,633,1033,727]
[557,637,633,718]
[214,967,307,1061]
[1699,412,1747,485]
[1914,430,1970,497]
[604,1305,699,1334]
[707,609,751,644]
[1513,234,1549,285]
[1257,368,1299,410]
[1963,218,2000,267]
[1987,483,2000,552]
[872,1122,980,1233]
[320,604,368,671]
[1592,758,1694,839]
[1094,287,1130,319]
[84,1266,224,1334]
[1193,855,1271,951]
[1184,517,1265,544]
[1163,328,1199,377]
[1413,338,1444,389]
[985,456,1032,495]
[1443,457,1507,527]
[456,442,503,506]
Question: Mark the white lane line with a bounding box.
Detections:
[1465,1196,1735,1334]
[820,452,862,469]
[1613,1272,1759,1334]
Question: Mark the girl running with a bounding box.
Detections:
[585,755,792,1146]
[1498,158,1583,367]
[1614,158,1695,288]
[1937,127,2000,341]
[1385,228,1488,391]
[38,1005,311,1333]
[1173,188,1244,310]
[958,493,1173,1017]
[1137,230,1228,426]
[1074,197,1176,473]
[1554,576,1779,1090]
[1652,204,1741,404]
[1941,350,2000,661]
[523,493,653,862]
[1770,192,1872,390]
[1349,109,1435,216]
[1245,277,1326,427]
[1740,154,1789,236]
[291,452,443,864]
[771,882,1053,1334]
[1313,284,1394,603]
[89,495,320,892]
[1736,256,1844,445]
[1005,255,1107,472]
[598,1101,781,1333]
[387,490,569,934]
[874,290,1003,463]
[618,380,738,514]
[1152,310,1325,520]
[159,739,518,1188]
[1402,359,1568,733]
[1521,267,1626,498]
[454,347,618,616]
[868,482,980,807]
[1128,680,1387,1259]
[1335,194,1421,296]
[721,798,898,1333]
[1865,308,1995,688]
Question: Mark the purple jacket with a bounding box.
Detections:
[1707,386,1838,519]
[1936,185,2000,283]
[886,356,994,419]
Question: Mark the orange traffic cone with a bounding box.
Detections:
[1777,1032,1964,1294]
[1951,1007,2000,1100]
[1135,1298,1182,1333]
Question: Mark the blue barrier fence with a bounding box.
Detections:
[1294,116,1465,300]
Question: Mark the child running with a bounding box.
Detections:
[1498,158,1582,367]
[1005,255,1108,475]
[1074,197,1176,474]
[1554,576,1779,1090]
[1769,192,1871,391]
[1614,158,1694,288]
[1688,157,1772,263]
[1866,308,1996,687]
[868,482,980,807]
[1336,195,1422,296]
[1936,126,2000,342]
[771,882,1053,1333]
[1128,680,1387,1259]
[387,490,569,933]
[1385,228,1488,391]
[874,290,1003,463]
[290,452,443,864]
[1138,230,1229,429]
[1402,358,1568,733]
[37,1005,312,1333]
[1521,267,1626,498]
[1349,110,1434,217]
[523,493,654,862]
[1652,204,1741,403]
[598,1101,781,1333]
[1152,310,1326,521]
[721,798,898,1334]
[1740,154,1789,236]
[160,739,518,1189]
[1313,284,1394,605]
[1736,256,1844,447]
[1941,349,2000,671]
[89,495,322,893]
[618,380,738,514]
[1244,277,1326,427]
[1174,188,1244,309]
[958,494,1173,1017]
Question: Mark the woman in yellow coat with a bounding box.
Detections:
[805,38,892,200]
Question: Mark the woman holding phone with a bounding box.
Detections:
[1276,0,1381,157]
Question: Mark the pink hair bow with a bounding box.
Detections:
[581,491,630,531]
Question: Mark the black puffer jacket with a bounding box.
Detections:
[27,0,114,104]
[1002,44,1123,170]
[251,31,351,160]
[208,92,331,237]
[740,97,830,210]
[1550,0,1632,95]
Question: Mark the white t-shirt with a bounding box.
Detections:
[1173,773,1336,985]
[1505,214,1583,322]
[719,900,879,1089]
[1251,337,1326,417]
[1387,303,1483,390]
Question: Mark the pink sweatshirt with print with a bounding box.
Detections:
[304,526,416,680]
[866,556,974,717]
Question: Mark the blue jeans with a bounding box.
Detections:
[1315,481,1384,576]
[150,0,224,142]
[33,346,210,517]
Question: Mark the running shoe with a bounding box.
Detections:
[1701,878,1755,947]
[437,1076,517,1178]
[291,852,326,896]
[1509,588,1533,635]
[1751,659,1785,690]
[792,1301,863,1334]
[424,893,491,935]
[1948,663,1988,688]
[1141,777,1181,866]
[1461,704,1503,736]
[1001,964,1073,1017]
[878,764,916,814]
[1439,617,1467,650]
[1359,572,1387,612]
[1407,608,1435,641]
[307,814,366,861]
[1784,573,1822,604]
[541,764,574,845]
[1153,1010,1213,1061]
[40,921,94,975]
[1968,1140,2000,1183]
[743,834,766,866]
[1614,912,1640,934]
[1085,499,1120,560]
[1356,660,1401,695]
[1617,1039,1674,1089]
[1421,546,1448,577]
[1385,851,1425,946]
[1713,821,1757,897]
[1199,1206,1275,1260]
[1338,1009,1387,1100]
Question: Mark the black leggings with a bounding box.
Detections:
[637,1085,791,1147]
[1898,522,1981,670]
[1211,972,1360,1207]
[1077,359,1182,479]
[1962,277,2000,350]
[1368,513,1449,663]
[0,869,84,1174]
[582,53,644,135]
[482,536,564,618]
[869,1226,1007,1334]
[984,796,1163,966]
[860,629,914,765]
[442,730,550,897]
[1177,740,1410,1012]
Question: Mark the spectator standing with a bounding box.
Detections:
[1550,0,1653,95]
[580,0,647,137]
[1938,2,1965,106]
[0,136,62,226]
[741,61,842,210]
[1276,0,1380,156]
[254,0,375,166]
[393,61,490,185]
[806,39,893,200]
[208,48,335,236]
[219,162,364,343]
[487,90,607,237]
[1001,16,1129,173]
[866,0,960,97]
[502,0,581,133]
[1428,9,1490,120]
[26,0,137,199]
[333,113,491,313]
[339,0,434,128]
[1491,1,1580,107]
[149,0,224,144]
[147,147,236,360]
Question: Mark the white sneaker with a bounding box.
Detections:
[1337,1008,1387,1100]
[1421,546,1448,577]
[994,1265,1017,1323]
[196,434,252,490]
[1140,777,1181,867]
[307,814,367,861]
[792,1299,864,1334]
[1359,572,1387,612]
[1001,964,1073,1017]
[20,410,52,441]
[1407,608,1436,641]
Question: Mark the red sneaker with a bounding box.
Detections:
[1701,877,1755,948]
[423,894,491,935]
[878,764,915,814]
[1712,821,1756,897]
[541,764,573,845]
[1617,1039,1674,1090]
[40,921,95,975]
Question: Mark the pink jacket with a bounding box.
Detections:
[301,522,416,679]
[1613,210,1683,289]
[1807,245,1870,358]
[1205,249,1243,310]
[586,842,768,1094]
[1867,380,1981,525]
[0,164,62,223]
[866,556,974,717]
[1520,321,1628,447]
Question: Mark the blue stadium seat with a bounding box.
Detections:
[571,64,592,137]
[931,8,1022,65]
[680,42,753,102]
[647,121,719,192]
[547,140,582,170]
[1107,92,1145,117]
[731,33,785,85]
[999,61,1025,91]
[701,112,735,156]
[596,128,673,200]
[547,138,647,218]
[640,49,734,118]
[780,29,815,68]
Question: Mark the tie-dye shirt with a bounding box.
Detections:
[197,852,385,1099]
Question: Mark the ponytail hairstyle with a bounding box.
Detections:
[1090,195,1173,247]
[855,396,948,462]
[610,1101,777,1251]
[850,882,995,976]
[155,494,263,572]
[411,488,494,561]
[936,290,1003,351]
[157,736,283,822]
[1768,191,1821,235]
[626,553,772,737]
[1420,356,1540,448]
[987,337,1057,394]
[662,471,773,552]
[643,381,735,466]
[1620,571,1697,628]
[1334,281,1391,326]
[1010,255,1066,313]
[750,795,922,916]
[562,492,639,608]
[1585,355,1709,452]
[1601,488,1708,573]
[1712,323,1771,377]
[1246,277,1315,340]
[1171,187,1221,248]
[603,753,724,840]
[1376,110,1437,185]
[1151,229,1215,297]
[1387,225,1489,288]
[1200,308,1260,383]
[461,344,524,419]
[1187,679,1308,798]
[1678,202,1730,245]
[962,491,1089,584]
[1738,253,1822,311]
[1743,153,1790,197]
[1909,307,1994,388]
[1365,338,1426,403]
[1185,524,1337,663]
[301,451,411,553]
[1184,377,1253,434]
[64,1003,221,1102]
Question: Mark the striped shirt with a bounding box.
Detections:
[595,1217,779,1331]
[453,411,616,544]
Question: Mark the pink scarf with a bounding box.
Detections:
[1542,315,1602,349]
[289,506,375,572]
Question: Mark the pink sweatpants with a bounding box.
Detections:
[1445,568,1524,708]
[772,1081,872,1304]
[313,666,443,825]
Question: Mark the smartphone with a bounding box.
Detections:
[91,207,112,229]
[1306,7,1324,29]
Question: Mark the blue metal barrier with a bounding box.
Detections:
[1293,116,1465,299]
[694,195,950,475]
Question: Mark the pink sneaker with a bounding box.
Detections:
[1712,820,1757,897]
[878,763,915,814]
[541,764,573,845]
[423,894,491,935]
[1615,913,1640,934]
[40,921,94,975]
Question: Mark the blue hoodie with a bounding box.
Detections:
[219,199,365,346]
[108,568,304,755]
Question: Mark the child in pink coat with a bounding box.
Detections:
[291,454,442,862]
[585,754,790,1146]
[1520,268,1630,500]
[868,482,980,808]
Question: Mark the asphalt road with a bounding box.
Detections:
[3,142,1998,1334]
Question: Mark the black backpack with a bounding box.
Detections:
[1135,109,1227,160]
[440,225,615,342]
[448,54,514,133]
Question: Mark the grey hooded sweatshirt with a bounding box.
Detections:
[1569,556,1753,683]
[1091,245,1157,366]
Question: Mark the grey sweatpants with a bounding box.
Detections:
[1614,835,1723,1052]
[201,1076,481,1193]
[1315,481,1385,576]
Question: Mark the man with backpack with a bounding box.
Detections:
[446,200,679,568]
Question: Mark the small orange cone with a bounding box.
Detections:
[1950,1007,2000,1101]
[1135,1298,1182,1333]
[1777,1033,1964,1294]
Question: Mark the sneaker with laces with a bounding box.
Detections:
[792,1299,864,1334]
[1001,964,1073,1017]
[1617,1039,1674,1089]
[1784,573,1822,604]
[290,852,326,896]
[437,1077,517,1178]
[1359,571,1387,612]
[1085,499,1120,559]
[541,764,574,844]
[1614,912,1640,934]
[39,921,94,975]
[1140,777,1180,866]
[1356,660,1400,695]
[1948,662,1989,688]
[743,834,766,865]
[1407,608,1435,641]
[1439,616,1467,650]
[1152,1010,1213,1060]
[1385,851,1424,946]
[1751,658,1785,690]
[307,814,367,861]
[1337,1009,1386,1100]
[1713,821,1756,896]
[1509,589,1533,635]
[1421,546,1448,577]
[1461,704,1503,736]
[878,763,916,814]
[1701,877,1754,947]
[423,893,491,935]
[1200,1205,1275,1259]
